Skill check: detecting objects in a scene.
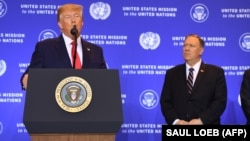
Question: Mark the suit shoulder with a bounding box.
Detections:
[203,63,225,74]
[37,38,58,45]
[167,64,184,73]
[245,68,250,73]
[82,39,102,49]
[205,63,223,70]
[243,69,250,76]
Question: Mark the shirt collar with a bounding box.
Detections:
[62,33,80,46]
[186,59,202,72]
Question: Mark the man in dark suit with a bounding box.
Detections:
[240,69,250,124]
[21,3,106,90]
[160,34,227,125]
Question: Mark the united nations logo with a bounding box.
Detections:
[190,3,209,23]
[239,33,250,52]
[38,29,58,41]
[139,32,161,50]
[55,76,92,113]
[89,2,111,20]
[0,0,7,18]
[139,89,159,109]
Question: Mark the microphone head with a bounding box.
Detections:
[70,25,78,36]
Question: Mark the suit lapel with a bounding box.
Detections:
[57,35,72,68]
[192,62,206,94]
[181,64,190,97]
[81,39,91,68]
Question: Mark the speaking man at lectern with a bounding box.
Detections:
[20,3,107,90]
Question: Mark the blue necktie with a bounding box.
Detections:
[187,68,194,94]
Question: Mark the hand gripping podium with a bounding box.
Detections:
[23,69,123,141]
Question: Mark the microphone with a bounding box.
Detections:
[70,25,78,36]
[71,25,78,69]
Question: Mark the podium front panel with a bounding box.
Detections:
[23,69,123,134]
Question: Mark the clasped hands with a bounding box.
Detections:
[176,118,203,125]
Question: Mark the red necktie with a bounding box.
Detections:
[71,41,82,69]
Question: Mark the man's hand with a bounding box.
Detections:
[22,74,28,90]
[188,118,203,125]
[175,120,189,125]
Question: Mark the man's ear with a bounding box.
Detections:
[58,22,63,29]
[200,47,204,55]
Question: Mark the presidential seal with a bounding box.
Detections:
[55,76,92,113]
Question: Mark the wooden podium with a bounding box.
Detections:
[23,69,123,141]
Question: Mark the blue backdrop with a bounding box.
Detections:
[0,0,250,141]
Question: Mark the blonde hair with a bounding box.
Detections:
[57,4,83,22]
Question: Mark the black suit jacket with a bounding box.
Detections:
[21,35,106,87]
[240,69,250,125]
[160,62,227,125]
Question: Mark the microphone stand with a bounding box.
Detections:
[71,25,78,69]
[73,34,77,69]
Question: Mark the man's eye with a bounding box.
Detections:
[65,16,71,19]
[74,14,80,18]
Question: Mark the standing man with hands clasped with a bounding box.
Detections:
[20,3,107,90]
[160,34,227,125]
